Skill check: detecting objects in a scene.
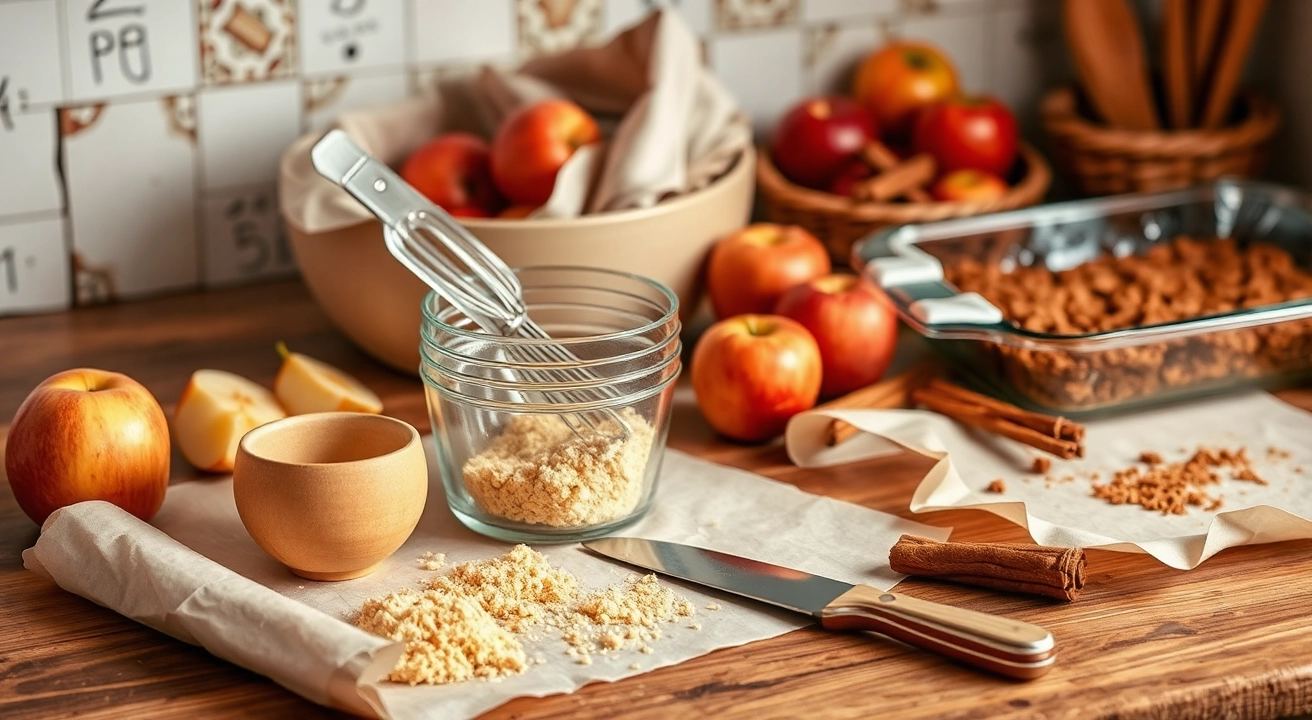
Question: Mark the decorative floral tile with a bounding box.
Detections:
[517,0,604,57]
[715,0,798,31]
[63,96,200,302]
[63,0,198,102]
[199,0,298,85]
[804,20,882,96]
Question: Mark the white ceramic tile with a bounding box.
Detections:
[63,97,199,300]
[892,5,989,93]
[989,0,1062,134]
[299,0,406,76]
[804,20,881,96]
[708,28,803,136]
[303,72,409,133]
[411,0,516,65]
[0,215,70,315]
[603,0,713,37]
[197,80,302,190]
[199,0,299,85]
[0,109,62,218]
[62,0,198,101]
[199,183,295,287]
[801,0,896,23]
[0,0,65,109]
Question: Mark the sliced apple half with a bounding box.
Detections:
[173,369,286,472]
[274,344,383,416]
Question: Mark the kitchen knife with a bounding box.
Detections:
[582,537,1056,680]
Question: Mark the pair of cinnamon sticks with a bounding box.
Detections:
[848,141,935,203]
[818,370,1086,459]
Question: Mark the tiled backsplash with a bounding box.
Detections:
[2,0,1300,318]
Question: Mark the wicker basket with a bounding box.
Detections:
[756,144,1052,265]
[1040,86,1280,196]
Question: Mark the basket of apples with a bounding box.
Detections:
[757,42,1051,264]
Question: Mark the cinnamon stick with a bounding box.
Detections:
[926,379,1085,443]
[889,535,1087,602]
[851,154,936,202]
[861,141,932,202]
[911,388,1081,459]
[816,364,938,446]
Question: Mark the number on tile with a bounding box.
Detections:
[0,77,11,131]
[0,245,16,294]
[85,2,152,87]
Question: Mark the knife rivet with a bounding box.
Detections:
[374,179,387,192]
[879,594,896,603]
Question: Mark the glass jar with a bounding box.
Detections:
[420,266,681,543]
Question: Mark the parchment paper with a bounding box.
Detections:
[787,391,1312,570]
[24,445,947,720]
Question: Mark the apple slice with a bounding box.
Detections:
[174,369,287,472]
[273,344,383,416]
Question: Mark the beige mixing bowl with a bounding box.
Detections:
[285,147,754,373]
[232,412,427,581]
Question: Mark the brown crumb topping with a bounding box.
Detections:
[1139,451,1163,465]
[987,479,1007,493]
[1091,447,1267,515]
[1030,456,1051,474]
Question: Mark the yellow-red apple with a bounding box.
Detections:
[706,224,832,319]
[774,274,900,397]
[5,369,170,525]
[274,344,383,416]
[930,169,1010,202]
[690,315,823,442]
[491,99,600,206]
[400,133,503,217]
[173,369,286,472]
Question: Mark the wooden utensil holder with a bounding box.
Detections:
[755,144,1052,266]
[1040,86,1280,197]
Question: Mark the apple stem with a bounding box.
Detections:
[275,341,291,361]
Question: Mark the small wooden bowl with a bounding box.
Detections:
[233,412,427,581]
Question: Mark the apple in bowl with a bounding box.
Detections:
[770,96,877,189]
[491,99,601,207]
[400,133,504,217]
[5,369,171,525]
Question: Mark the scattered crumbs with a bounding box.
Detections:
[1030,456,1051,474]
[1059,475,1075,485]
[987,479,1007,493]
[1139,451,1163,465]
[705,603,721,611]
[688,622,702,630]
[1090,472,1101,480]
[1267,446,1292,461]
[1091,447,1266,515]
[1296,467,1305,474]
[417,551,446,571]
[354,545,698,686]
[629,663,641,671]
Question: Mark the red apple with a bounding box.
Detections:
[497,205,538,219]
[770,96,878,189]
[774,274,900,397]
[400,133,503,216]
[5,369,170,525]
[491,99,601,207]
[913,96,1020,177]
[691,315,823,442]
[706,224,832,319]
[930,169,1010,202]
[853,42,960,140]
[826,159,874,198]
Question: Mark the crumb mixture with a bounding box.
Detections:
[416,551,446,570]
[354,544,697,685]
[1091,447,1268,515]
[462,410,654,527]
[1030,456,1051,474]
[987,479,1007,493]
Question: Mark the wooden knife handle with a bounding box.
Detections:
[819,584,1056,680]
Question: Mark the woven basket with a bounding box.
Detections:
[1040,86,1280,196]
[756,143,1052,265]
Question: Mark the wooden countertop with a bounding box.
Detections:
[3,279,1312,720]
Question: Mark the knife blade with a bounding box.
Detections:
[582,537,1056,680]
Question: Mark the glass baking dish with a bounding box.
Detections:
[853,180,1312,416]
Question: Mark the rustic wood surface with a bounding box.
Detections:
[3,279,1312,720]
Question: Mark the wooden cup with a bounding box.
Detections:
[233,412,428,581]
